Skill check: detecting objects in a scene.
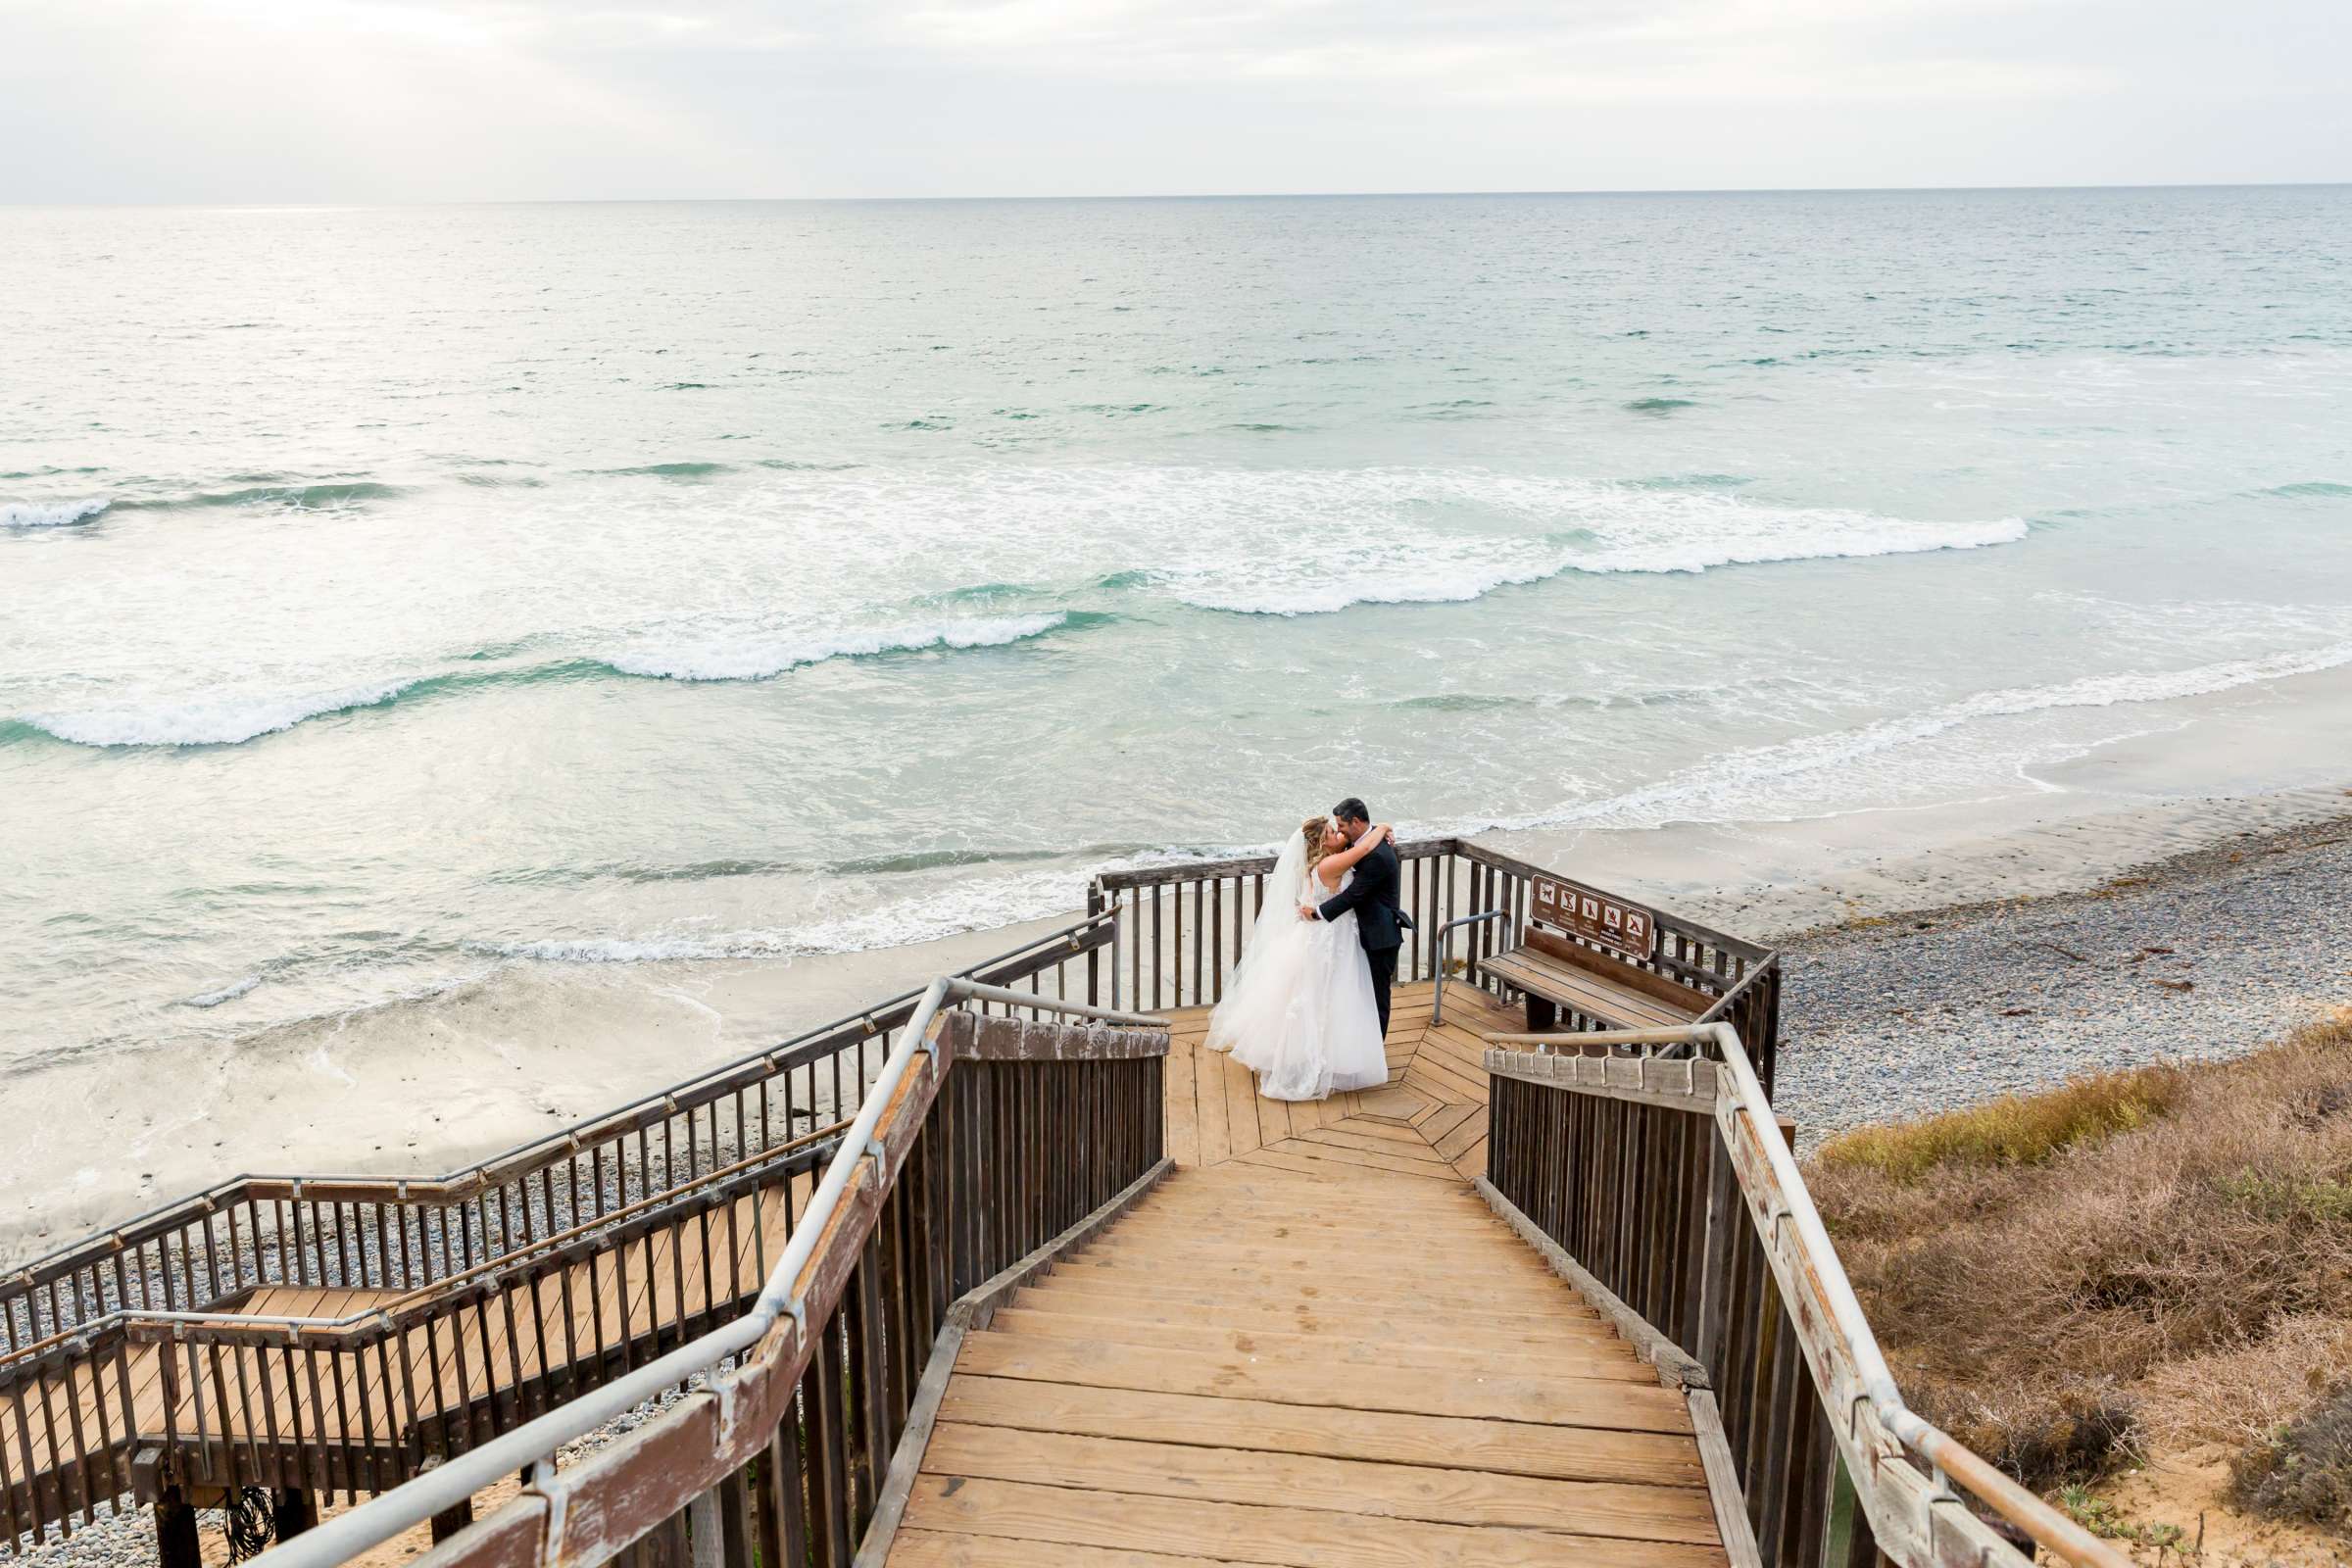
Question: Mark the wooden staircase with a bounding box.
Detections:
[882,983,1731,1566]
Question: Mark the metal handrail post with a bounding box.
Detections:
[1109,895,1124,1012]
[1430,909,1506,1026]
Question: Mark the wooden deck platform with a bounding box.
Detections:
[6,1179,812,1527]
[887,982,1732,1566]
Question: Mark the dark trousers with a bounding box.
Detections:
[1367,944,1399,1039]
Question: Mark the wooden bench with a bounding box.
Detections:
[1482,929,1714,1033]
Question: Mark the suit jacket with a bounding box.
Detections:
[1316,837,1408,953]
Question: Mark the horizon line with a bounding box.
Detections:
[6,179,2349,209]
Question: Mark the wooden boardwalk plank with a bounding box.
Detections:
[937,1377,1708,1489]
[982,1310,1653,1383]
[1004,1287,1617,1347]
[918,1424,1722,1543]
[952,1334,1693,1433]
[896,1476,1726,1568]
[892,1531,1233,1567]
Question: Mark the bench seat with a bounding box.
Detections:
[1479,930,1712,1034]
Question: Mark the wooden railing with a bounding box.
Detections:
[0,919,1113,1551]
[1093,836,1782,1087]
[1480,1025,2131,1568]
[246,982,1166,1568]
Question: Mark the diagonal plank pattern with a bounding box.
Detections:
[889,983,1728,1568]
[1154,980,1515,1184]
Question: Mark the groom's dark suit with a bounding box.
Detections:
[1315,834,1410,1038]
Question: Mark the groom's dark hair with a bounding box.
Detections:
[1332,797,1370,826]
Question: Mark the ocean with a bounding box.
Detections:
[5,187,2351,1244]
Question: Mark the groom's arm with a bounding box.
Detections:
[1314,876,1375,923]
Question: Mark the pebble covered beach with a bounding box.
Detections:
[1779,811,2352,1147]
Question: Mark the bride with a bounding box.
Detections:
[1204,814,1393,1102]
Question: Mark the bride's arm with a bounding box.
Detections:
[1316,823,1392,884]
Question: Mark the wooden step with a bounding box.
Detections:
[937,1376,1708,1489]
[1042,1259,1578,1310]
[1004,1284,1615,1344]
[982,1309,1650,1381]
[918,1424,1722,1543]
[1076,1235,1552,1277]
[1012,1272,1583,1319]
[955,1334,1694,1434]
[897,1476,1727,1568]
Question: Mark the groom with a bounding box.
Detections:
[1298,798,1409,1038]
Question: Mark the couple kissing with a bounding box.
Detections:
[1204,798,1413,1102]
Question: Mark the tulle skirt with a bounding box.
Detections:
[1204,906,1388,1102]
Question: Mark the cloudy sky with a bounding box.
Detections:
[2,0,2344,201]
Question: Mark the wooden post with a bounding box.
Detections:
[430,1494,475,1544]
[688,1490,723,1568]
[271,1487,318,1541]
[1819,1449,1861,1568]
[418,1457,473,1543]
[154,1486,203,1568]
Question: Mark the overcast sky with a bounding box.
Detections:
[2,0,2345,202]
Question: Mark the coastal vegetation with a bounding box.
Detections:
[1810,1015,2352,1548]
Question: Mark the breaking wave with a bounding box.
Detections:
[1041,467,2034,616]
[4,614,1099,748]
[596,612,1080,682]
[3,498,110,528]
[181,975,263,1008]
[118,481,408,512]
[13,679,423,748]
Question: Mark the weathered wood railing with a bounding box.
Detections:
[1480,1023,2130,1568]
[0,918,1114,1551]
[1,1121,851,1556]
[247,980,1166,1568]
[1093,836,1781,1084]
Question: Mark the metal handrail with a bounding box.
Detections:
[1489,1020,2131,1568]
[252,976,1163,1568]
[1429,908,1507,1026]
[5,913,1113,1300]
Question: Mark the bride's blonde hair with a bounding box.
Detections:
[1299,814,1334,872]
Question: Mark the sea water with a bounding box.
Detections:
[3,189,2351,1218]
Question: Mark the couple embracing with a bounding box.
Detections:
[1204,798,1412,1102]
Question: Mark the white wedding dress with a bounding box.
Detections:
[1204,830,1389,1102]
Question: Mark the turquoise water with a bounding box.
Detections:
[4,187,2352,1074]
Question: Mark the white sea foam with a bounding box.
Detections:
[24,679,417,748]
[1450,639,2352,838]
[2,497,110,528]
[492,845,1257,967]
[182,975,263,1007]
[603,612,1069,682]
[1152,471,2029,615]
[543,462,2032,623]
[497,639,2352,975]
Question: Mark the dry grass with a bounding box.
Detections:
[2237,1384,2352,1534]
[1808,1013,2352,1528]
[1816,1064,2187,1182]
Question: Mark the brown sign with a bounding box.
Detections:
[1530,874,1658,957]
